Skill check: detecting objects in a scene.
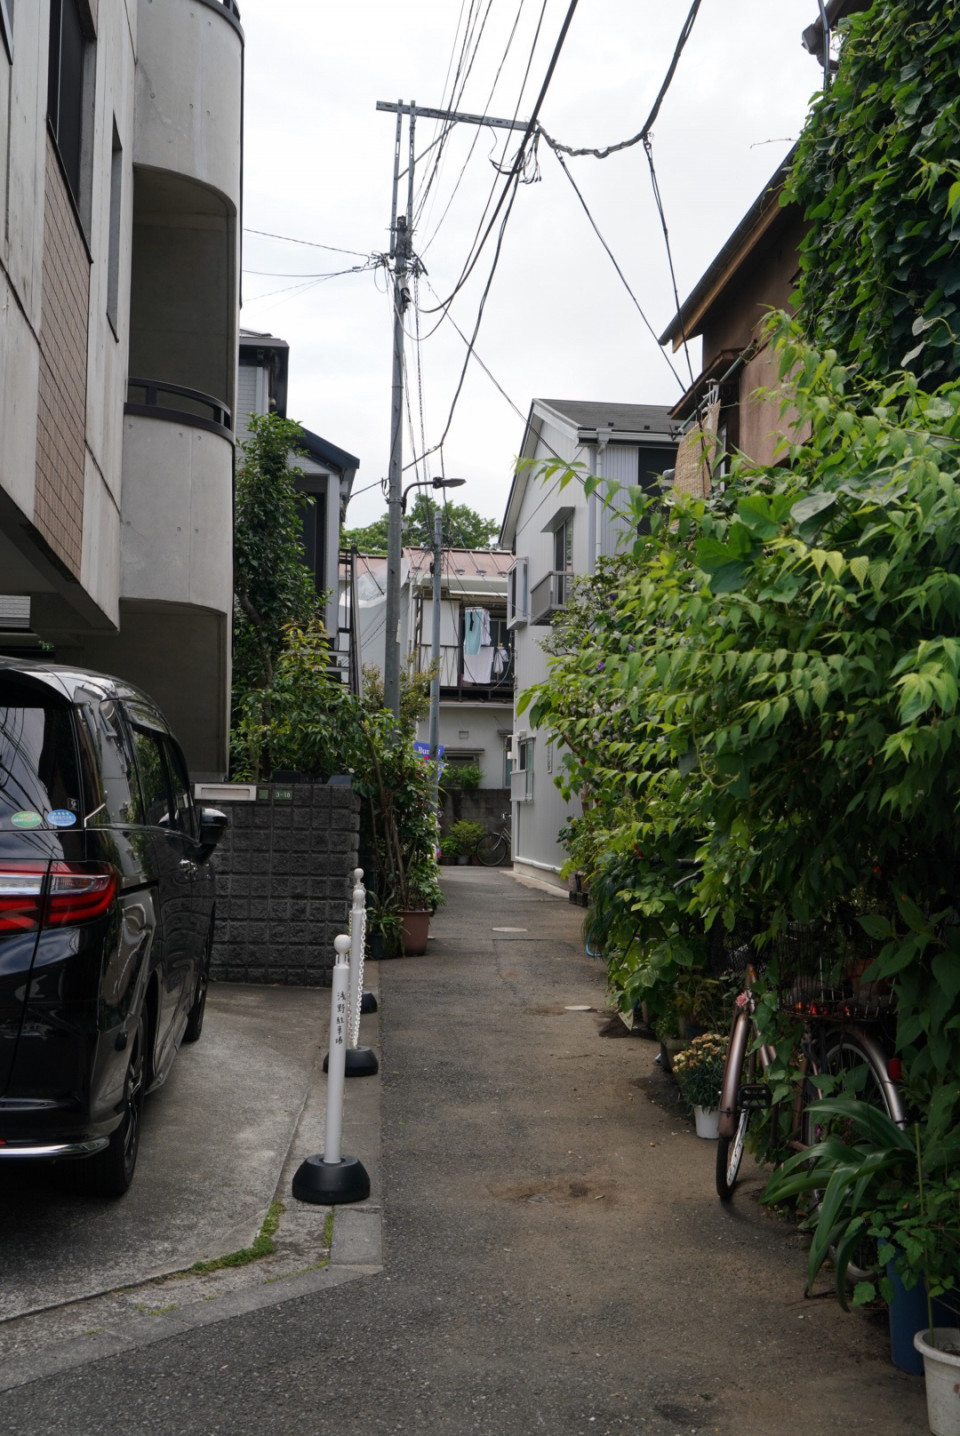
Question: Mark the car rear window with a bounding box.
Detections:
[0,681,83,832]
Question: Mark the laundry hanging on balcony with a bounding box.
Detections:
[463,647,494,683]
[463,607,490,655]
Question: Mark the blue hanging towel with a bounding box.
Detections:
[464,608,484,655]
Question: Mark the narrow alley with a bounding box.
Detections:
[2,867,925,1434]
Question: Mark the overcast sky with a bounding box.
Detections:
[237,0,826,532]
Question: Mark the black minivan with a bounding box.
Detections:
[0,659,226,1196]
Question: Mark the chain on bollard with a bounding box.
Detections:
[292,934,371,1205]
[323,868,379,1079]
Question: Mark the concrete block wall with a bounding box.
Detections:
[211,782,361,986]
[440,787,510,836]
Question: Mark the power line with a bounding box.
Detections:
[243,227,375,259]
[418,0,534,257]
[538,0,704,161]
[242,261,379,306]
[550,149,686,391]
[421,0,580,317]
[643,136,696,389]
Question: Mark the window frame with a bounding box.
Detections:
[47,0,94,220]
[507,558,528,629]
[0,0,14,62]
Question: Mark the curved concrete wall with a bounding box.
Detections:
[120,412,232,613]
[134,0,242,210]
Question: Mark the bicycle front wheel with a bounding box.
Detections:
[476,832,507,866]
[716,1011,755,1201]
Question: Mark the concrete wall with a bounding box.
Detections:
[134,0,243,202]
[210,783,361,986]
[440,787,510,839]
[120,412,232,611]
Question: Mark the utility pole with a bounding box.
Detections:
[428,505,442,810]
[376,99,531,716]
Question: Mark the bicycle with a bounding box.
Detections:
[475,811,511,866]
[716,926,905,1202]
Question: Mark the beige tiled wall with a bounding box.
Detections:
[34,142,90,577]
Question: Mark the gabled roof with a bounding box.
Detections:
[532,399,677,439]
[300,427,359,478]
[500,397,677,548]
[658,154,797,350]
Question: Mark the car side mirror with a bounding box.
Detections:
[198,807,228,854]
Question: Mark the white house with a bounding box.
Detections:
[0,0,243,778]
[500,399,678,890]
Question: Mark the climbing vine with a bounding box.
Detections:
[787,0,960,386]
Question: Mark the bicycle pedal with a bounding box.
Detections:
[737,1083,772,1110]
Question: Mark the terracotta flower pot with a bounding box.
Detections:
[399,909,430,956]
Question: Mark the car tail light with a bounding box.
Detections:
[45,863,118,926]
[0,868,45,933]
[0,862,117,933]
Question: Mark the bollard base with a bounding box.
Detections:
[323,1045,379,1077]
[292,1153,371,1205]
[360,992,378,1014]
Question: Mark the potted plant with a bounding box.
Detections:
[365,894,402,960]
[672,1033,726,1138]
[448,819,486,864]
[438,834,461,865]
[762,1093,960,1416]
[440,762,482,791]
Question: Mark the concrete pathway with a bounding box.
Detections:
[1,867,928,1434]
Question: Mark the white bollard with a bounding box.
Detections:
[292,933,371,1205]
[338,868,379,1077]
[348,868,366,1049]
[323,933,352,1165]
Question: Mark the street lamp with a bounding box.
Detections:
[384,476,466,715]
[400,475,467,513]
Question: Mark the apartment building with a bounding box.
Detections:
[0,0,243,777]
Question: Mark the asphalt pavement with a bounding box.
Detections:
[0,866,928,1433]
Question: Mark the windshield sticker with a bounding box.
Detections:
[46,809,77,828]
[10,810,43,829]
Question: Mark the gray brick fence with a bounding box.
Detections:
[210,781,361,986]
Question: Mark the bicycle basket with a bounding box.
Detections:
[771,922,892,1019]
[704,920,756,979]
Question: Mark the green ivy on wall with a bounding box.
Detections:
[787,0,960,386]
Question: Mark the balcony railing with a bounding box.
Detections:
[529,569,570,625]
[125,378,233,441]
[415,642,513,701]
[198,0,243,29]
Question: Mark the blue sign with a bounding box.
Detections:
[414,742,444,761]
[46,809,77,828]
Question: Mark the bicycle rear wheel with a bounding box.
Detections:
[716,1011,755,1201]
[803,1027,905,1144]
[802,1027,905,1282]
[476,832,507,866]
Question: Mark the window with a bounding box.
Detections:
[507,558,528,628]
[0,0,14,62]
[106,121,122,334]
[0,683,82,829]
[510,736,534,803]
[553,519,572,576]
[47,0,90,210]
[163,737,199,841]
[129,728,172,828]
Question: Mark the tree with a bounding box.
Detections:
[342,493,499,553]
[233,413,319,692]
[787,0,960,386]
